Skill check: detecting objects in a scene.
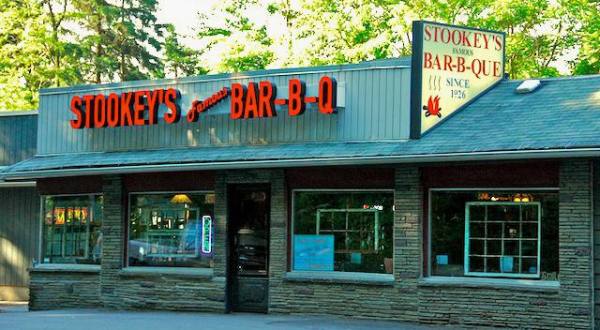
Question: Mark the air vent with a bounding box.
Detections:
[515,80,541,94]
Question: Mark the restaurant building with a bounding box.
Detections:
[1,21,599,328]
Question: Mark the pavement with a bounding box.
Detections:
[0,303,454,330]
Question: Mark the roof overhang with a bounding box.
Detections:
[3,147,599,181]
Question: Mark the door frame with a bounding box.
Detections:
[225,183,271,313]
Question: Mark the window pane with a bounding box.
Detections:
[42,195,102,264]
[293,191,393,274]
[430,191,558,280]
[128,193,215,268]
[466,202,540,277]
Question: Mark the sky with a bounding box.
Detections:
[155,0,213,48]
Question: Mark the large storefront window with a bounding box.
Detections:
[42,195,103,264]
[128,192,215,268]
[292,191,394,274]
[430,190,558,280]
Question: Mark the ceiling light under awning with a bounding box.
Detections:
[171,194,192,204]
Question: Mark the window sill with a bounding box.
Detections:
[119,267,214,279]
[285,271,394,286]
[30,263,100,273]
[418,276,560,292]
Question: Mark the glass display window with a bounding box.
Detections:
[42,195,103,264]
[128,192,215,268]
[292,190,394,274]
[429,190,558,280]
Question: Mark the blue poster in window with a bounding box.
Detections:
[293,235,334,271]
[500,256,514,273]
[436,254,448,265]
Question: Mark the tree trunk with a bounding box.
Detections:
[120,0,126,81]
[95,19,103,84]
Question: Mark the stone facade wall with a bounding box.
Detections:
[417,160,593,328]
[104,175,226,312]
[27,163,595,328]
[29,270,100,310]
[29,174,225,312]
[269,162,594,329]
[595,160,600,328]
[100,175,125,308]
[112,271,225,312]
[269,165,422,321]
[556,159,594,328]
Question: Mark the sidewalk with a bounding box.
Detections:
[0,307,457,330]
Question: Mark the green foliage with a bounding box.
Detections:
[0,0,201,110]
[196,0,597,79]
[0,0,81,110]
[196,0,275,72]
[472,0,580,78]
[0,0,599,111]
[294,0,400,66]
[73,0,163,82]
[161,24,206,78]
[573,0,600,74]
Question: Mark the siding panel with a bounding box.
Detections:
[0,114,37,165]
[37,66,411,155]
[0,187,40,287]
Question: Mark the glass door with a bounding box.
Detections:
[227,185,270,313]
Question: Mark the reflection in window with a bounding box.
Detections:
[42,195,103,264]
[292,191,393,274]
[128,193,215,268]
[430,191,558,280]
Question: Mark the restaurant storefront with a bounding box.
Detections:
[1,21,599,328]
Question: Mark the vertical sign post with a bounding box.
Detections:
[410,21,506,139]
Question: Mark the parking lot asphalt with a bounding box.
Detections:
[0,304,457,330]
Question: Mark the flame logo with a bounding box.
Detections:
[423,95,442,118]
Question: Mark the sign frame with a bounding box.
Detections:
[410,20,506,139]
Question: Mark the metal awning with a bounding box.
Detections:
[3,141,600,180]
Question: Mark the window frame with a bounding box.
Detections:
[426,187,559,279]
[125,190,216,268]
[464,201,542,279]
[290,188,395,274]
[39,193,103,265]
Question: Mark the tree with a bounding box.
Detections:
[73,0,162,83]
[0,0,56,110]
[161,24,205,78]
[197,0,275,73]
[572,0,600,74]
[472,0,579,78]
[113,0,162,81]
[40,0,83,87]
[267,0,301,66]
[293,0,402,66]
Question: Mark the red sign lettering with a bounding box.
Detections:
[163,88,181,124]
[69,76,338,129]
[318,76,337,114]
[258,81,275,117]
[288,79,305,116]
[69,88,179,129]
[187,87,229,122]
[424,25,503,51]
[230,83,245,120]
